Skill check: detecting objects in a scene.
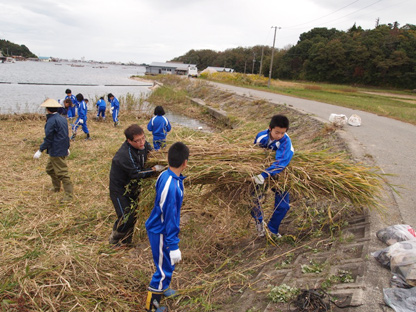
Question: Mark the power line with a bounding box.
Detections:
[285,0,361,29]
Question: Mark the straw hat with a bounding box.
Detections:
[40,99,62,108]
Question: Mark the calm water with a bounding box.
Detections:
[0,61,150,114]
[0,61,209,130]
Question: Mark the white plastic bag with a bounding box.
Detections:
[372,240,416,287]
[377,224,416,246]
[328,114,347,127]
[348,114,361,126]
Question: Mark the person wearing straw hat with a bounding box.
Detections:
[33,99,73,203]
[251,114,294,239]
[145,142,189,312]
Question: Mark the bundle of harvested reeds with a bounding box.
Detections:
[147,139,385,210]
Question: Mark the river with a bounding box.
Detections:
[0,61,209,130]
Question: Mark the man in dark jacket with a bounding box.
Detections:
[34,99,73,203]
[109,124,164,246]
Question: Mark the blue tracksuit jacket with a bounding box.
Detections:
[146,168,185,292]
[254,129,294,179]
[145,168,185,251]
[65,94,77,117]
[147,116,171,141]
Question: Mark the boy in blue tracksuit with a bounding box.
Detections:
[65,89,78,118]
[251,114,294,239]
[147,106,171,150]
[96,96,107,120]
[71,93,90,140]
[65,89,78,129]
[108,93,120,126]
[145,142,189,312]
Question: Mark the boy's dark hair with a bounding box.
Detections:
[269,114,289,130]
[76,93,84,102]
[100,96,104,100]
[154,106,165,116]
[64,99,73,107]
[107,93,114,101]
[65,89,71,94]
[124,124,144,141]
[168,142,189,168]
[47,107,59,113]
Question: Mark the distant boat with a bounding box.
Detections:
[70,64,84,67]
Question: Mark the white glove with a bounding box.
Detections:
[33,150,42,159]
[170,249,182,265]
[110,107,114,113]
[78,119,84,124]
[253,174,265,185]
[154,165,165,172]
[67,149,70,156]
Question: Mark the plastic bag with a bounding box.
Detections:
[329,114,347,127]
[377,224,416,246]
[372,241,416,287]
[348,114,361,126]
[383,287,416,312]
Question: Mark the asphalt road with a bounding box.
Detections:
[209,81,415,311]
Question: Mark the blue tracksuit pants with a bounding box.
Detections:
[251,188,290,234]
[147,231,175,292]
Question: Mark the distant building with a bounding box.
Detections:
[38,56,52,62]
[201,67,234,74]
[145,62,198,76]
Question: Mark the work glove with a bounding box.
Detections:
[78,119,84,124]
[252,174,265,185]
[110,107,114,113]
[154,165,165,172]
[170,249,182,265]
[33,150,42,159]
[67,149,70,156]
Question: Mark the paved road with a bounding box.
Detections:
[209,81,416,311]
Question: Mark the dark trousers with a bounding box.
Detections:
[110,190,139,244]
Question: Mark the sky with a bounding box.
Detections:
[1,0,415,64]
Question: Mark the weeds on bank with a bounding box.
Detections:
[0,76,389,311]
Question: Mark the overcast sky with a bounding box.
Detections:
[1,0,414,64]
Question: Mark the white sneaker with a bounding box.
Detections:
[271,232,282,240]
[256,222,265,237]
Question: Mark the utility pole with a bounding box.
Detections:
[268,26,281,88]
[251,52,256,74]
[259,46,264,77]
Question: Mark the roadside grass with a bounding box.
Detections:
[0,78,388,311]
[197,72,416,126]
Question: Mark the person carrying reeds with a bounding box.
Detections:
[33,99,73,203]
[147,105,171,151]
[108,124,164,247]
[145,142,189,312]
[251,114,294,239]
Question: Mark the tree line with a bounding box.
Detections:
[171,22,416,89]
[0,39,37,58]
